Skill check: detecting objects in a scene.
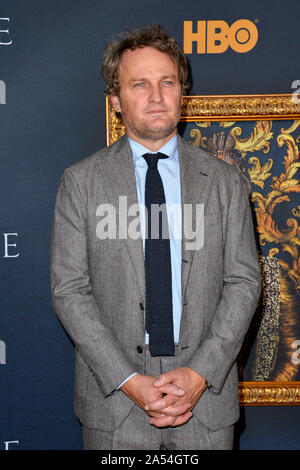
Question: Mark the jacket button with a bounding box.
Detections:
[139,302,144,311]
[136,345,143,354]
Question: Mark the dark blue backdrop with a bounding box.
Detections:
[1,0,299,450]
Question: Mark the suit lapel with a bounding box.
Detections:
[178,136,215,301]
[96,136,145,297]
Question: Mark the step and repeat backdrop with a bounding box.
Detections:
[1,0,300,450]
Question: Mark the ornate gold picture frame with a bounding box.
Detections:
[106,94,300,405]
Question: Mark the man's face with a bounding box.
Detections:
[110,46,183,150]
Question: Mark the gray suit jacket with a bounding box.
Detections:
[51,134,261,432]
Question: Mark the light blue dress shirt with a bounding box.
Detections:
[118,134,182,388]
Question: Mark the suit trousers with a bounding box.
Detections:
[82,346,234,450]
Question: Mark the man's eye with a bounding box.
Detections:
[134,82,144,87]
[163,81,173,85]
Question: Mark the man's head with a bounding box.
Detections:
[101,24,189,97]
[101,24,189,150]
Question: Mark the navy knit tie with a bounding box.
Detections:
[143,153,174,356]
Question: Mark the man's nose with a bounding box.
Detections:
[149,83,163,102]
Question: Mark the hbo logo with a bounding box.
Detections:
[184,19,258,54]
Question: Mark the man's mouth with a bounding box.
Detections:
[146,109,167,115]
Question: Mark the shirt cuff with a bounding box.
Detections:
[116,372,138,390]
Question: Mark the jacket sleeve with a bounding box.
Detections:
[187,172,261,393]
[50,168,137,397]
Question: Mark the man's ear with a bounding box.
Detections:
[110,94,121,113]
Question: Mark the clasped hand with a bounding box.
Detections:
[121,367,207,428]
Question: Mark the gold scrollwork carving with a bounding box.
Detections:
[292,205,300,218]
[239,382,300,405]
[248,157,273,189]
[189,128,207,148]
[281,121,300,134]
[180,95,300,121]
[230,121,273,158]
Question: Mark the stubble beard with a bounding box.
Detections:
[122,101,182,143]
[126,118,179,142]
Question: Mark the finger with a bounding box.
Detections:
[158,402,190,417]
[149,410,193,428]
[145,395,178,412]
[156,383,185,397]
[149,414,177,428]
[170,411,193,427]
[148,404,192,426]
[153,371,175,387]
[146,410,166,419]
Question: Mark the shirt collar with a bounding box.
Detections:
[128,134,178,167]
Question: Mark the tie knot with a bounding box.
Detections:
[143,152,169,169]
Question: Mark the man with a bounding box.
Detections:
[51,24,261,450]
